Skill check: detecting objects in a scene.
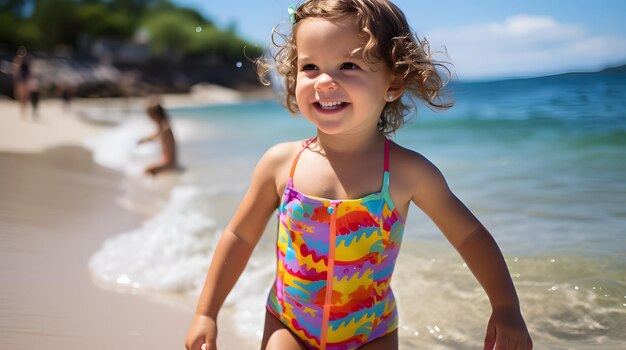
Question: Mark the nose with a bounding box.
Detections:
[314,74,337,91]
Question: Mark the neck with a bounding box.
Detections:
[315,129,385,155]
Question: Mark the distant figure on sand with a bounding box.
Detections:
[58,83,73,111]
[12,46,31,117]
[28,74,40,118]
[137,100,178,176]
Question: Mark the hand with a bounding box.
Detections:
[184,315,218,350]
[484,305,532,350]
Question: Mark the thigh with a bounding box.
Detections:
[261,311,308,350]
[358,329,398,350]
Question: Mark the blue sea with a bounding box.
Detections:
[87,71,626,349]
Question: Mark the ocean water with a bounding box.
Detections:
[87,71,626,349]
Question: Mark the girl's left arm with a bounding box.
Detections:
[408,154,532,350]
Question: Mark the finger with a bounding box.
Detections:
[203,338,218,350]
[522,335,533,350]
[189,338,203,350]
[484,321,496,350]
[517,336,526,350]
[511,336,520,350]
[494,332,509,350]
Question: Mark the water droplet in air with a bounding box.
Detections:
[116,274,130,285]
[236,61,243,68]
[196,26,202,33]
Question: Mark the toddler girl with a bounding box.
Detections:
[185,1,532,349]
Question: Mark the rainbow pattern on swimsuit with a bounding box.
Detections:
[266,138,405,349]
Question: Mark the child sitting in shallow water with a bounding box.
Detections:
[185,1,532,349]
[138,100,178,176]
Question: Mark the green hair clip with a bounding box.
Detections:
[288,5,296,25]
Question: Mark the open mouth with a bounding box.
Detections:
[315,101,348,111]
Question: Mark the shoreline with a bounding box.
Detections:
[0,92,258,349]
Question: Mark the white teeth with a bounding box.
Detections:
[318,101,343,109]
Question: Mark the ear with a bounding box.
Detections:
[385,75,405,102]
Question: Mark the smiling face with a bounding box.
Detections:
[294,16,396,137]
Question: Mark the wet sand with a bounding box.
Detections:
[0,97,254,349]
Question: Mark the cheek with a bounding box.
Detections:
[294,77,310,104]
[294,85,304,106]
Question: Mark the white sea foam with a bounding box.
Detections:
[89,185,220,292]
[84,115,153,174]
[88,179,276,338]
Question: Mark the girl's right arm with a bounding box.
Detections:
[184,144,291,350]
[137,132,159,144]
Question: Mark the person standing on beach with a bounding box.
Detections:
[185,1,532,349]
[60,84,73,111]
[137,100,178,176]
[28,73,40,118]
[12,46,31,117]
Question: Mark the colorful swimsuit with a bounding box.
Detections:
[266,138,405,349]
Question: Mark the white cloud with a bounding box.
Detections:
[488,14,582,39]
[425,14,626,79]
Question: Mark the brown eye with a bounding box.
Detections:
[341,62,360,70]
[302,64,318,71]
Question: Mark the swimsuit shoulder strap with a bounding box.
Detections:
[288,137,316,186]
[381,138,391,194]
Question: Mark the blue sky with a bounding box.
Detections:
[174,0,626,80]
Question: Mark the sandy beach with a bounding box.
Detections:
[0,93,256,350]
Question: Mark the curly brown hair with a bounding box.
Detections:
[257,0,454,134]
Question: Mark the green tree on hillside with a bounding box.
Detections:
[31,0,81,49]
[0,0,261,59]
[76,2,135,39]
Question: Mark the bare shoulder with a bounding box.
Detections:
[388,141,449,204]
[389,141,443,180]
[255,140,307,195]
[261,140,302,163]
[257,140,303,172]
